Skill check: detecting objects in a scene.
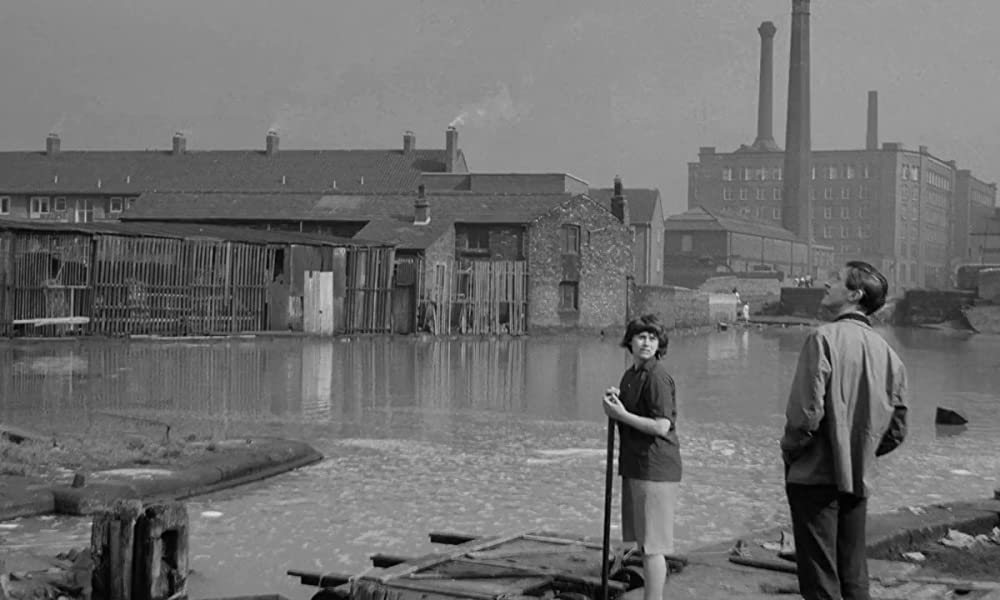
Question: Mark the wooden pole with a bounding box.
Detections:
[601,417,615,600]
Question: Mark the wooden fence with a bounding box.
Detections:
[416,259,528,335]
[0,231,276,337]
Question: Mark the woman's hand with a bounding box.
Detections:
[602,387,626,421]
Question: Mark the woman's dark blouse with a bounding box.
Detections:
[617,359,682,482]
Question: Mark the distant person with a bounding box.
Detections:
[781,261,908,600]
[741,302,750,323]
[602,314,681,600]
[733,288,741,320]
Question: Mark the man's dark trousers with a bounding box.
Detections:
[786,483,869,600]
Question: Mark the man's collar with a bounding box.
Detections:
[834,312,871,326]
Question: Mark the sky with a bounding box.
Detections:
[1,1,998,216]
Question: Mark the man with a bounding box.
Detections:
[781,262,908,600]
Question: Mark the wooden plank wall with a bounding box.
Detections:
[418,260,528,335]
[344,246,394,334]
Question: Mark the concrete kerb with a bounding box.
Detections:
[0,438,323,519]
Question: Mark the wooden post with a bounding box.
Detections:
[90,498,143,600]
[90,500,189,600]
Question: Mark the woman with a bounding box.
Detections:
[602,313,681,600]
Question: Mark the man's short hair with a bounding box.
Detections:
[845,261,889,315]
[620,314,669,358]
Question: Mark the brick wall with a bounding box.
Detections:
[454,224,524,260]
[780,287,825,317]
[528,198,631,331]
[420,226,456,292]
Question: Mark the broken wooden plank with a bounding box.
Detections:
[286,570,351,588]
[428,532,478,545]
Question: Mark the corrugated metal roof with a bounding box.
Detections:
[0,219,389,247]
[664,206,806,243]
[0,147,466,194]
[588,188,661,224]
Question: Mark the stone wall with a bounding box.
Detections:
[528,198,631,331]
[632,285,724,329]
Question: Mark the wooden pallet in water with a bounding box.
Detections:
[289,531,641,600]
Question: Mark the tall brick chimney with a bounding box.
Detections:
[46,133,60,156]
[611,175,630,227]
[866,90,878,151]
[172,132,186,155]
[266,130,279,156]
[751,22,780,151]
[781,0,812,250]
[414,184,430,225]
[403,130,416,153]
[445,126,458,173]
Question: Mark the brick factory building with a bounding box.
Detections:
[687,18,997,290]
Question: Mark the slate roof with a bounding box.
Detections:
[125,191,591,250]
[0,148,466,194]
[0,219,382,247]
[587,188,661,224]
[664,206,806,243]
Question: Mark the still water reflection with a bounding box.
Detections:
[1,328,999,599]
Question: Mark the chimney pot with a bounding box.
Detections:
[919,145,928,154]
[445,126,459,173]
[172,132,186,155]
[46,133,60,156]
[866,91,879,151]
[611,176,629,226]
[414,191,430,225]
[266,130,279,156]
[403,130,416,153]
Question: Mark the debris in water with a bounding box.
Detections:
[201,511,223,519]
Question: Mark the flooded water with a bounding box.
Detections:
[1,327,999,599]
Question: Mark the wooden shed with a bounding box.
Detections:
[0,221,394,337]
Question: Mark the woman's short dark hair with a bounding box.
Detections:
[844,260,889,315]
[620,314,669,358]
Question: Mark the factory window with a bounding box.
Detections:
[846,165,856,180]
[0,196,9,215]
[466,227,490,251]
[859,185,867,199]
[723,187,733,201]
[773,207,781,219]
[29,196,50,218]
[757,167,767,181]
[811,167,817,180]
[109,197,124,213]
[740,207,751,217]
[827,166,837,179]
[858,207,867,219]
[681,235,693,253]
[902,165,910,180]
[755,188,763,201]
[841,225,849,239]
[742,167,752,181]
[53,197,67,212]
[824,207,832,219]
[559,282,578,311]
[823,226,833,239]
[863,165,872,179]
[857,226,869,239]
[773,167,783,180]
[841,187,849,199]
[911,167,920,182]
[841,207,850,219]
[739,188,748,201]
[722,167,733,181]
[773,188,782,201]
[823,188,832,200]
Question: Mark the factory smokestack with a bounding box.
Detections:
[752,21,780,151]
[781,0,812,256]
[866,90,878,151]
